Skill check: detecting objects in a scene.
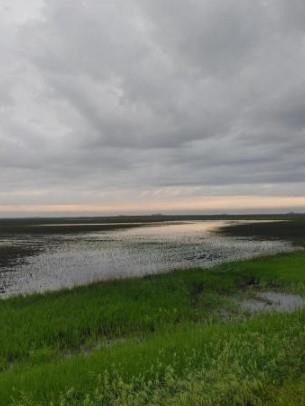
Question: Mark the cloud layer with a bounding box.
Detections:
[1,0,305,214]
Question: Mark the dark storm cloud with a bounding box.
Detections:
[0,0,305,210]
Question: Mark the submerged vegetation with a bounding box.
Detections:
[0,216,305,404]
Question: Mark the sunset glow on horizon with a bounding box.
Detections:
[1,196,305,217]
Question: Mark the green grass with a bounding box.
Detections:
[2,311,305,405]
[267,376,305,405]
[1,250,305,404]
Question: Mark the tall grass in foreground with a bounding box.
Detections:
[6,311,305,405]
[0,251,305,405]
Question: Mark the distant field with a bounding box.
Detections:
[1,213,304,233]
[218,216,305,246]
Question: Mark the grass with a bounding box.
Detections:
[0,250,305,404]
[267,376,305,405]
[3,311,305,405]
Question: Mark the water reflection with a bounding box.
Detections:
[0,221,295,297]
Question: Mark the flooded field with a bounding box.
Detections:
[0,220,295,297]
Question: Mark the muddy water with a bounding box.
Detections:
[0,220,295,297]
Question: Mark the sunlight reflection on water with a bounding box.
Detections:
[0,221,295,297]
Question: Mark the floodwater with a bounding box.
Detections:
[0,220,295,297]
[240,291,305,313]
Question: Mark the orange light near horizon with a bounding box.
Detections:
[1,195,305,214]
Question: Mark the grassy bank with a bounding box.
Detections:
[0,250,305,404]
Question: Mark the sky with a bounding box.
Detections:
[1,0,305,216]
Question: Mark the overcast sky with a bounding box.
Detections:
[1,0,305,216]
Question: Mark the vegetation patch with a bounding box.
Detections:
[0,249,305,404]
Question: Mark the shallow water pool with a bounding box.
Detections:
[0,220,295,297]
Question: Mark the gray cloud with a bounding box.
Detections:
[0,0,305,212]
